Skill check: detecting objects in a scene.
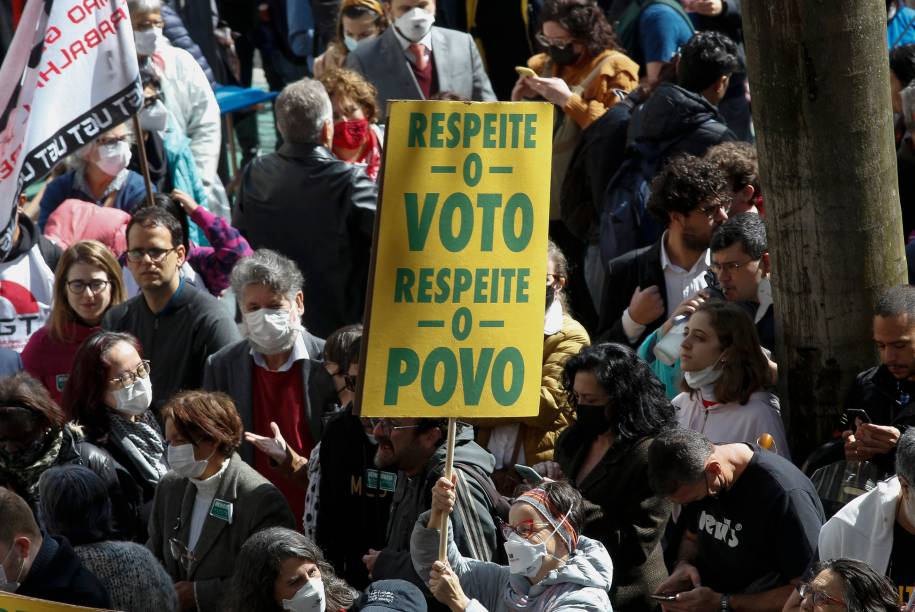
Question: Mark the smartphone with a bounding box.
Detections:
[515,66,537,78]
[514,464,544,484]
[650,594,680,601]
[847,408,872,424]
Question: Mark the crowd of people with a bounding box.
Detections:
[1,0,915,611]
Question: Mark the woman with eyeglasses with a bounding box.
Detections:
[511,0,638,225]
[38,122,152,232]
[674,301,790,458]
[22,241,126,407]
[62,331,165,540]
[782,558,899,612]
[413,477,613,611]
[149,390,296,612]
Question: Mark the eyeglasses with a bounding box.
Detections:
[370,418,422,438]
[126,247,176,263]
[66,279,110,294]
[498,517,550,541]
[143,93,163,108]
[695,202,731,219]
[108,360,151,390]
[96,135,130,147]
[330,369,358,392]
[169,537,196,573]
[796,583,846,608]
[709,259,757,274]
[135,19,165,30]
[535,33,573,48]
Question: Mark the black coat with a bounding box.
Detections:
[629,82,736,158]
[234,143,378,338]
[555,429,671,612]
[844,365,915,475]
[597,239,666,346]
[18,534,112,608]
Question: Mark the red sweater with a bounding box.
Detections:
[252,361,315,521]
[21,322,98,409]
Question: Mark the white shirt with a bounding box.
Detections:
[391,22,433,65]
[187,457,230,551]
[622,232,709,343]
[249,332,309,373]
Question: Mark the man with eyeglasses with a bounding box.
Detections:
[820,428,915,604]
[362,417,499,605]
[648,428,824,612]
[597,154,729,348]
[103,206,239,412]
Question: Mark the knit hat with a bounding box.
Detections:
[516,487,578,554]
[356,580,428,611]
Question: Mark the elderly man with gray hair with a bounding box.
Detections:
[819,428,915,597]
[234,78,377,338]
[203,249,335,521]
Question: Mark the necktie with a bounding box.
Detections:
[408,42,429,71]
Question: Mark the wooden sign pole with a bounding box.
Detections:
[438,417,457,561]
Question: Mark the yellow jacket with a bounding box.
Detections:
[475,313,590,464]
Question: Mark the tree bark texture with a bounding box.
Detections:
[743,0,906,460]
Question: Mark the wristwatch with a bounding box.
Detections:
[720,594,732,611]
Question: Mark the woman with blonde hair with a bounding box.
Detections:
[22,240,125,406]
[317,68,385,181]
[313,0,387,78]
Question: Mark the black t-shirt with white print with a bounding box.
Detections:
[681,445,825,595]
[890,522,915,605]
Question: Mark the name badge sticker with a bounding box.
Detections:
[210,498,233,524]
[378,471,397,492]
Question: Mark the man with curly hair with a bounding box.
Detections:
[597,155,730,346]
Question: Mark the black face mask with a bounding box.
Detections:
[575,403,611,434]
[545,285,556,312]
[547,44,580,66]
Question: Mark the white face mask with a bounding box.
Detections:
[683,355,725,390]
[94,141,132,176]
[242,307,301,356]
[344,35,359,52]
[167,443,210,479]
[139,100,168,132]
[282,578,326,612]
[0,544,24,593]
[394,7,435,43]
[134,28,161,56]
[113,374,153,416]
[503,506,573,578]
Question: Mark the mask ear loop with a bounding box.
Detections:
[545,503,577,561]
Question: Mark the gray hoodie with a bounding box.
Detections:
[412,511,614,612]
[372,425,499,590]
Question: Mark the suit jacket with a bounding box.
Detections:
[202,332,336,466]
[345,26,496,118]
[597,239,667,346]
[146,454,296,611]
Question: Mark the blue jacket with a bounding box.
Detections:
[38,170,152,231]
[161,4,217,86]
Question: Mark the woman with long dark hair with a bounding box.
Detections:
[553,342,676,611]
[228,527,356,612]
[63,331,165,526]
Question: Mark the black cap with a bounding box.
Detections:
[356,580,428,612]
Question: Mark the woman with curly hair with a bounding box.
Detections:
[317,68,384,181]
[228,527,356,612]
[511,0,639,220]
[551,342,676,611]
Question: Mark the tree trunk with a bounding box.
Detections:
[743,0,906,463]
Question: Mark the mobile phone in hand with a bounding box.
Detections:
[650,594,680,601]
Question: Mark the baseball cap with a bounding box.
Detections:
[356,580,428,611]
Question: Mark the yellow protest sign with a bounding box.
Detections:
[0,593,113,612]
[359,100,553,418]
